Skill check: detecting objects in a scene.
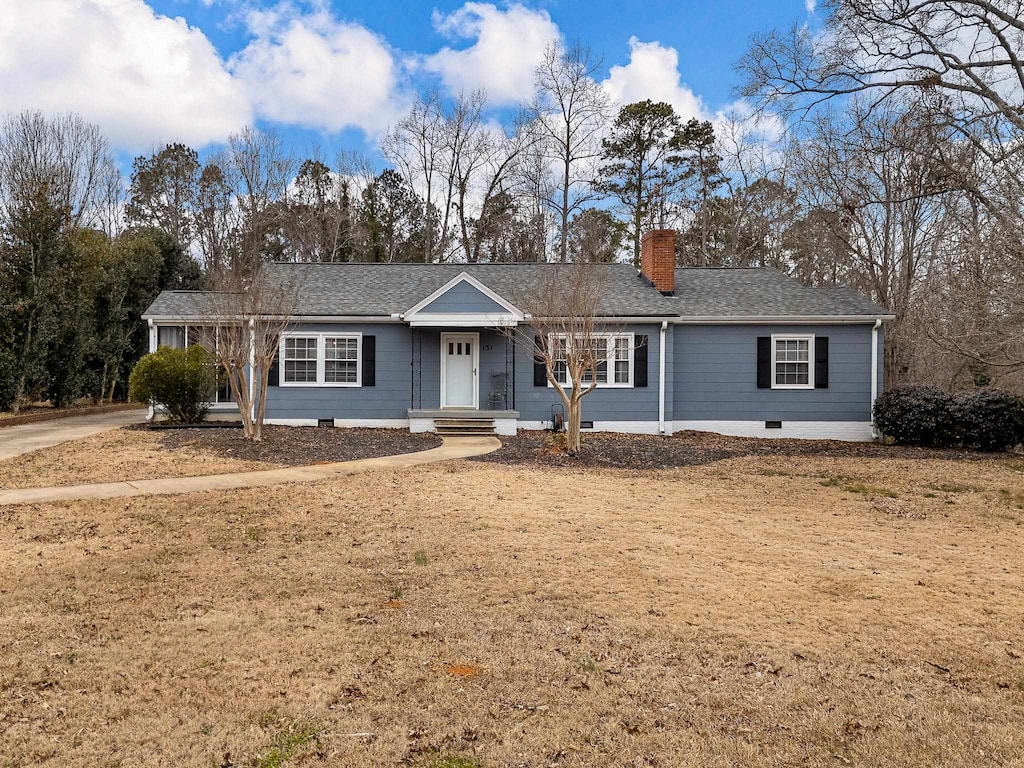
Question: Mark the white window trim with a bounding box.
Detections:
[279,331,362,388]
[771,333,815,390]
[547,332,635,389]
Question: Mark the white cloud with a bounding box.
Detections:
[0,0,252,151]
[423,2,560,104]
[602,37,706,121]
[805,0,817,13]
[229,4,409,135]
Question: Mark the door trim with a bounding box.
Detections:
[440,332,480,409]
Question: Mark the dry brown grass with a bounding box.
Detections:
[1,453,1023,767]
[0,428,274,489]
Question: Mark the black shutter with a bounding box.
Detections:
[757,337,771,389]
[267,355,280,387]
[533,335,547,387]
[814,336,829,389]
[633,335,648,387]
[362,335,376,386]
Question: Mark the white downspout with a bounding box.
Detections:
[658,320,668,434]
[147,319,156,421]
[870,318,881,435]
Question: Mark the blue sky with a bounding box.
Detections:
[1,0,814,166]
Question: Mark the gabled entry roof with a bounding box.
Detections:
[403,271,524,326]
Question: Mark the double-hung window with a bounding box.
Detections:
[772,334,814,389]
[283,337,318,384]
[281,333,361,387]
[325,337,359,384]
[549,333,634,388]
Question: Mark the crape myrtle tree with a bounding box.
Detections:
[508,262,625,454]
[197,263,298,442]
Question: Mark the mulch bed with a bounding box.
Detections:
[471,429,1010,470]
[137,425,442,466]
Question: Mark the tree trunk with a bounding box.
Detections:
[560,157,571,262]
[230,365,254,439]
[565,393,582,454]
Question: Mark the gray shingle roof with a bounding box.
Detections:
[144,263,680,318]
[142,262,889,320]
[672,268,888,318]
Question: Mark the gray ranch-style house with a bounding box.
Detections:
[142,230,893,440]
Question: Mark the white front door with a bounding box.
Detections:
[441,333,478,408]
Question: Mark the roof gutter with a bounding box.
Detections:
[142,314,404,323]
[674,315,895,324]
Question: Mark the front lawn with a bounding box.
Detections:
[0,426,442,490]
[1,452,1022,766]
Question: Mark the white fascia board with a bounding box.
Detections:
[145,314,401,323]
[408,313,519,327]
[673,315,894,324]
[521,315,677,324]
[403,271,524,320]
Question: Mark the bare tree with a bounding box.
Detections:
[382,92,449,262]
[194,162,234,272]
[384,91,537,263]
[738,0,1024,242]
[212,126,294,274]
[789,101,955,381]
[530,43,612,262]
[198,265,299,441]
[712,113,796,268]
[507,262,622,454]
[0,111,119,232]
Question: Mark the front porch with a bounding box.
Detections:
[408,327,518,414]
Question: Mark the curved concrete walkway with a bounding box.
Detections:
[0,436,500,506]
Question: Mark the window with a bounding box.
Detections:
[153,325,233,405]
[549,333,634,388]
[280,333,362,387]
[325,337,358,383]
[283,337,318,384]
[581,338,607,384]
[613,336,631,384]
[772,334,814,389]
[157,325,185,349]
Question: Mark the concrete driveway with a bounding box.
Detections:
[0,409,148,462]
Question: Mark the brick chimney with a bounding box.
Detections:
[641,229,676,295]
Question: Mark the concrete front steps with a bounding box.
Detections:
[433,418,496,436]
[408,409,518,437]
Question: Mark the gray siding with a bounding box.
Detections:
[514,323,666,423]
[265,322,410,420]
[262,320,881,425]
[672,324,877,422]
[419,281,507,313]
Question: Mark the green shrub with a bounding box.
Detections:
[128,345,219,424]
[875,385,1024,452]
[873,386,954,447]
[950,389,1024,452]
